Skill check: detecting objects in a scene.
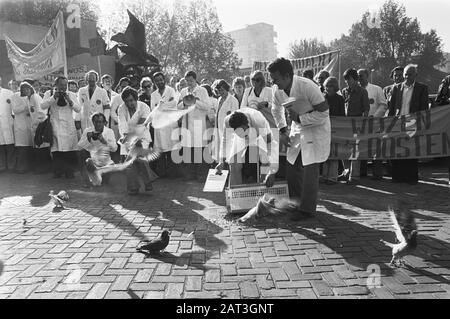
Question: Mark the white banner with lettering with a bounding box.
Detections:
[4,11,66,81]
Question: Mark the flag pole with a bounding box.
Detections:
[60,10,68,78]
[338,50,341,91]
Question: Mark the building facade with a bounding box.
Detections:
[226,23,278,69]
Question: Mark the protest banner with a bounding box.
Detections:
[4,11,67,80]
[328,105,450,160]
[253,50,340,82]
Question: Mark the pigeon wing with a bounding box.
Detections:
[389,207,405,243]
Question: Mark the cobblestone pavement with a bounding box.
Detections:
[0,162,449,299]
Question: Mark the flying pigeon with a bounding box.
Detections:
[380,202,418,267]
[137,230,170,255]
[86,137,160,186]
[49,190,69,208]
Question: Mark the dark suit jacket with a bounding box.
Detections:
[388,82,429,116]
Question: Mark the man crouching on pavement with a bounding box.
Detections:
[78,112,117,187]
[215,107,278,188]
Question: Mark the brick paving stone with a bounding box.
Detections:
[155,263,172,276]
[322,272,347,288]
[111,275,134,291]
[87,263,108,276]
[221,264,237,276]
[185,276,202,291]
[86,283,111,299]
[311,280,334,296]
[205,269,221,283]
[297,288,318,299]
[260,288,297,298]
[334,286,370,296]
[240,281,259,298]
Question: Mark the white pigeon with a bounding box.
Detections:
[380,204,418,267]
[49,190,69,208]
[86,137,160,186]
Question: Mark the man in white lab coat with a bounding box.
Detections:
[269,58,331,220]
[78,70,111,132]
[146,72,180,178]
[0,76,15,172]
[41,76,81,178]
[177,71,211,181]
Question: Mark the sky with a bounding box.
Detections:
[213,0,450,57]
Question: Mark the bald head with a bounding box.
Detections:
[404,64,418,86]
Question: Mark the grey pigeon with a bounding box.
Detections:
[380,202,418,267]
[49,190,69,208]
[137,230,170,255]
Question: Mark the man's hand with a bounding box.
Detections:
[215,161,225,175]
[279,131,291,149]
[66,94,74,107]
[263,174,276,188]
[87,132,94,143]
[286,106,300,123]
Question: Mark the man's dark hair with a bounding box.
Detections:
[153,72,165,81]
[91,112,107,123]
[121,86,139,101]
[267,58,294,78]
[185,71,197,80]
[343,68,358,81]
[390,66,404,79]
[215,79,231,92]
[55,76,68,85]
[19,82,35,96]
[302,69,314,80]
[201,84,214,97]
[228,111,249,130]
[68,80,78,88]
[115,77,130,92]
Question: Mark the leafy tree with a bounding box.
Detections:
[289,38,331,59]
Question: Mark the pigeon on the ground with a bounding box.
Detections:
[49,190,69,208]
[380,202,418,267]
[137,230,170,255]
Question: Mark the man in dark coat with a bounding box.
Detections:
[388,64,429,184]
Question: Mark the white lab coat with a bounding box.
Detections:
[41,91,81,152]
[11,93,46,147]
[242,86,277,128]
[117,101,151,156]
[78,85,111,132]
[222,107,278,175]
[212,94,239,161]
[272,75,331,166]
[365,83,388,117]
[0,88,15,145]
[77,126,117,167]
[178,85,211,148]
[148,86,180,152]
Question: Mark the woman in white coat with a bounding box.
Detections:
[11,82,46,173]
[211,79,239,163]
[0,79,15,172]
[41,76,81,178]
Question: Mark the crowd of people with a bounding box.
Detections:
[1,57,450,219]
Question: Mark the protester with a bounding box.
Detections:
[78,112,117,187]
[341,68,370,184]
[215,108,277,187]
[117,86,154,194]
[41,76,81,178]
[242,71,276,128]
[384,66,404,101]
[388,64,429,184]
[138,77,152,107]
[169,76,179,90]
[78,70,111,132]
[177,71,211,181]
[201,83,218,163]
[211,80,239,163]
[322,77,345,185]
[68,80,79,93]
[317,70,330,93]
[101,74,116,101]
[0,77,16,172]
[146,72,180,178]
[435,74,450,184]
[11,82,41,173]
[232,77,245,107]
[358,68,388,180]
[78,79,87,89]
[269,58,331,220]
[32,80,43,98]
